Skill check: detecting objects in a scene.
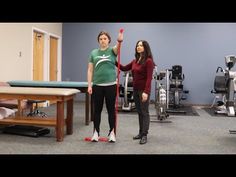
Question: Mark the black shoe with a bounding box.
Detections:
[133,134,142,140]
[139,136,147,144]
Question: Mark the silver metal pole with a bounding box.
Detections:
[166,69,169,109]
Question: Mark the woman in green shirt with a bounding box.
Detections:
[87,30,123,142]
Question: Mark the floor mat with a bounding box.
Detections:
[202,107,228,117]
[2,125,50,137]
[165,106,199,116]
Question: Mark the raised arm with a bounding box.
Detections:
[113,29,124,55]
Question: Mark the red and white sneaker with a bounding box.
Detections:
[91,130,99,142]
[108,131,116,142]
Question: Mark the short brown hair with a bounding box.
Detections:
[97,31,111,43]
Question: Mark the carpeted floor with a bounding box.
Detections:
[119,104,199,116]
[1,102,236,154]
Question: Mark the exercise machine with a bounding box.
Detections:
[168,65,189,109]
[210,67,227,114]
[211,55,236,117]
[119,71,135,111]
[151,66,170,123]
[166,65,189,114]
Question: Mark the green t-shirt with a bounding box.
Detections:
[89,47,117,85]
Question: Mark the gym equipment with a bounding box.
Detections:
[210,72,227,113]
[84,137,108,142]
[115,28,124,134]
[119,71,135,111]
[166,65,189,114]
[211,55,236,117]
[168,65,189,109]
[2,125,50,137]
[151,67,170,123]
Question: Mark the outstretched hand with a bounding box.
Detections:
[117,29,124,42]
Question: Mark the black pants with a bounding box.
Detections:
[133,90,150,136]
[92,84,116,135]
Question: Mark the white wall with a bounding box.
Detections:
[0,23,62,81]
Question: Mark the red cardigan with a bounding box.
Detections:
[119,58,154,94]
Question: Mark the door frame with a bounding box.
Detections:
[48,33,61,81]
[31,27,61,81]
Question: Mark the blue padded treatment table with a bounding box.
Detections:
[8,80,93,125]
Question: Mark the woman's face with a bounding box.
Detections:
[99,34,110,48]
[136,41,144,53]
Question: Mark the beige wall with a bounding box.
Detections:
[0,23,62,81]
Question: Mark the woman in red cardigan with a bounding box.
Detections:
[119,40,155,145]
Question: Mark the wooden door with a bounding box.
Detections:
[33,31,44,81]
[33,31,45,108]
[50,36,58,81]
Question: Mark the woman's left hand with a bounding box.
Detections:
[117,31,123,42]
[142,92,148,102]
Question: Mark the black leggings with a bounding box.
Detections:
[92,84,116,135]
